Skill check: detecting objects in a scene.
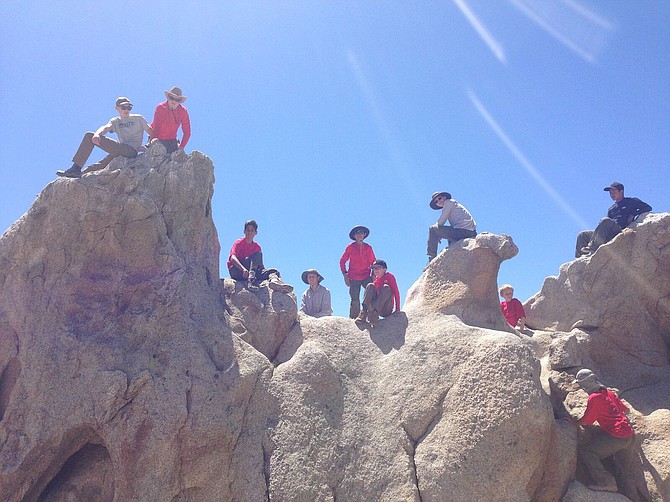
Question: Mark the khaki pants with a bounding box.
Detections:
[580,430,634,486]
[73,132,137,172]
[427,225,477,259]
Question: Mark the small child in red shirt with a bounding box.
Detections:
[499,284,526,331]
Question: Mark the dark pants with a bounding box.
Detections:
[362,283,394,317]
[348,276,372,319]
[580,431,634,486]
[427,226,477,259]
[159,139,179,154]
[575,218,621,257]
[73,132,137,172]
[228,251,278,282]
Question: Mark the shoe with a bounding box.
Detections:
[367,311,379,326]
[56,164,82,178]
[587,483,618,493]
[269,281,293,293]
[580,246,593,256]
[247,270,258,290]
[355,311,368,324]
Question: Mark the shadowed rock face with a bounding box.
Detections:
[1,149,668,501]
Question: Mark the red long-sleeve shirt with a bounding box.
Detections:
[373,271,401,313]
[339,242,375,280]
[580,388,634,438]
[151,101,191,149]
[500,298,526,326]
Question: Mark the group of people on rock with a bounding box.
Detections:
[56,87,190,179]
[56,91,651,495]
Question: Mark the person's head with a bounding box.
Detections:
[573,369,605,394]
[165,86,187,110]
[430,191,452,210]
[371,259,387,278]
[243,220,258,240]
[115,97,133,118]
[499,284,514,301]
[301,269,324,288]
[603,182,624,203]
[349,225,370,242]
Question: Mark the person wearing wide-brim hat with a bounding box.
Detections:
[299,269,332,318]
[427,191,477,263]
[339,225,376,319]
[564,369,635,493]
[56,96,154,178]
[149,86,191,154]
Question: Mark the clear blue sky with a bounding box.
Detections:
[1,1,668,317]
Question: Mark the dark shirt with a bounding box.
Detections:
[607,197,652,229]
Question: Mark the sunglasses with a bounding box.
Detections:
[168,95,181,102]
[119,105,133,110]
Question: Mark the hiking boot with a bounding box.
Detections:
[580,246,593,256]
[367,311,379,326]
[56,164,82,178]
[355,311,368,324]
[587,482,618,493]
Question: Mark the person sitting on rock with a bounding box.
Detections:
[427,191,477,262]
[499,284,526,331]
[576,182,652,257]
[355,259,400,326]
[299,269,333,318]
[149,86,191,155]
[227,220,293,293]
[340,225,376,319]
[57,97,153,178]
[568,369,636,493]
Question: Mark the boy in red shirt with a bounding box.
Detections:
[355,259,401,326]
[227,220,292,293]
[569,369,635,493]
[499,284,526,331]
[150,86,191,154]
[339,225,376,319]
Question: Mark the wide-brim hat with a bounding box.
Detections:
[301,269,324,284]
[349,225,370,240]
[164,86,187,103]
[430,191,452,210]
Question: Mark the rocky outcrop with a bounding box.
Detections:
[1,147,668,501]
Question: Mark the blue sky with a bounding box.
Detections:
[1,1,668,317]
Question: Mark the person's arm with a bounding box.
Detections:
[515,299,526,330]
[390,275,401,313]
[299,290,308,314]
[92,120,114,145]
[436,202,452,226]
[179,108,191,150]
[138,117,153,151]
[578,395,598,426]
[630,198,652,222]
[314,288,333,317]
[340,246,351,286]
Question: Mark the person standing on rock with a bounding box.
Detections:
[355,259,400,326]
[57,97,153,178]
[149,86,191,154]
[227,220,293,293]
[340,225,376,319]
[427,191,477,263]
[567,369,636,493]
[499,284,526,331]
[576,182,652,257]
[299,269,333,318]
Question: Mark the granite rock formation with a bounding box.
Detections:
[0,148,668,501]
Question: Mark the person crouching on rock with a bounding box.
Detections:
[427,191,477,263]
[567,369,636,493]
[149,86,191,154]
[57,97,153,178]
[499,284,526,331]
[355,259,400,327]
[340,225,376,319]
[299,269,333,318]
[227,220,293,293]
